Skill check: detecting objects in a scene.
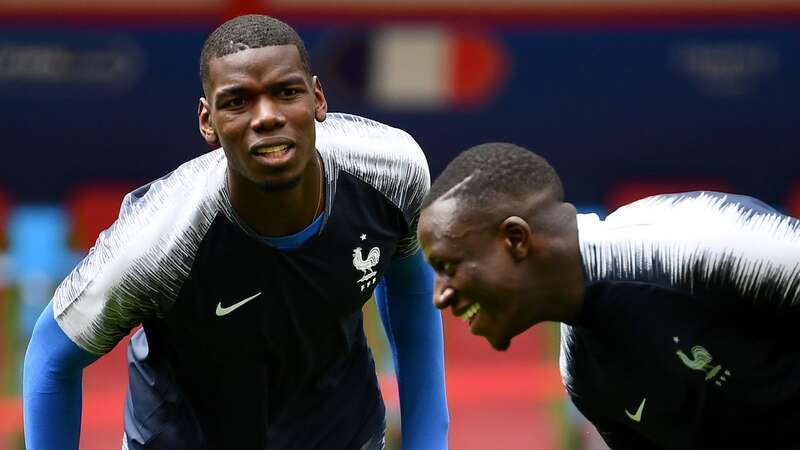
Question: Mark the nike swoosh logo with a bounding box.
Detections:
[215,292,262,317]
[625,398,647,423]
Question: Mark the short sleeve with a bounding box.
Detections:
[53,150,228,355]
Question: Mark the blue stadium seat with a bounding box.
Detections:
[575,204,607,219]
[7,205,76,335]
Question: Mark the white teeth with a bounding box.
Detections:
[459,303,481,322]
[255,144,290,155]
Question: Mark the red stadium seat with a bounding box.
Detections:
[65,183,137,251]
[786,182,800,219]
[0,188,12,423]
[606,179,734,212]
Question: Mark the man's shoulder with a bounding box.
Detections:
[97,148,228,260]
[126,150,226,208]
[317,113,430,214]
[52,149,229,355]
[587,191,795,238]
[578,190,800,306]
[608,191,795,224]
[317,113,428,180]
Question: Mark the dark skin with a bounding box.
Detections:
[417,189,586,350]
[198,45,328,237]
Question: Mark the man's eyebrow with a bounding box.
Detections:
[215,85,249,100]
[276,75,307,86]
[215,76,307,101]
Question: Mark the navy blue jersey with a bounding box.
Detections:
[561,192,800,450]
[51,114,429,449]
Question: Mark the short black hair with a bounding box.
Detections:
[199,14,312,94]
[423,142,564,211]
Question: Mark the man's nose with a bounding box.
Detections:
[433,277,456,310]
[251,97,286,130]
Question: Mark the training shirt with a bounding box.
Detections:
[51,114,431,449]
[561,192,800,450]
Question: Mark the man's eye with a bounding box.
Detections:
[441,262,456,276]
[220,97,245,108]
[282,88,299,97]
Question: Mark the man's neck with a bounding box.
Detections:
[227,156,324,237]
[554,214,586,324]
[532,209,585,325]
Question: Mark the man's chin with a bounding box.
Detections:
[487,336,511,351]
[257,175,302,192]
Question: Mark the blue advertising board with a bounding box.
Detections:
[1,22,798,206]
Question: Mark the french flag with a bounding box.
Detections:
[321,26,508,110]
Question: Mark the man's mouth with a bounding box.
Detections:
[253,143,291,156]
[458,303,481,324]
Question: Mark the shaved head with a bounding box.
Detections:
[423,142,563,213]
[199,14,312,95]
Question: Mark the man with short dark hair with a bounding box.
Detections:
[418,142,800,449]
[24,15,448,450]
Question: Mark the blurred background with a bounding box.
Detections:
[1,0,799,449]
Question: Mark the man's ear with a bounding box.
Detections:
[198,97,219,146]
[312,76,328,122]
[500,216,531,261]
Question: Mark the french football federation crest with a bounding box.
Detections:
[353,238,381,291]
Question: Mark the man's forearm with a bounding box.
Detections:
[376,251,449,450]
[23,302,97,450]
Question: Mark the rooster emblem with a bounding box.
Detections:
[676,345,722,381]
[353,246,381,284]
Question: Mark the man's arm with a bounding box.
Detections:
[23,301,99,450]
[375,249,449,450]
